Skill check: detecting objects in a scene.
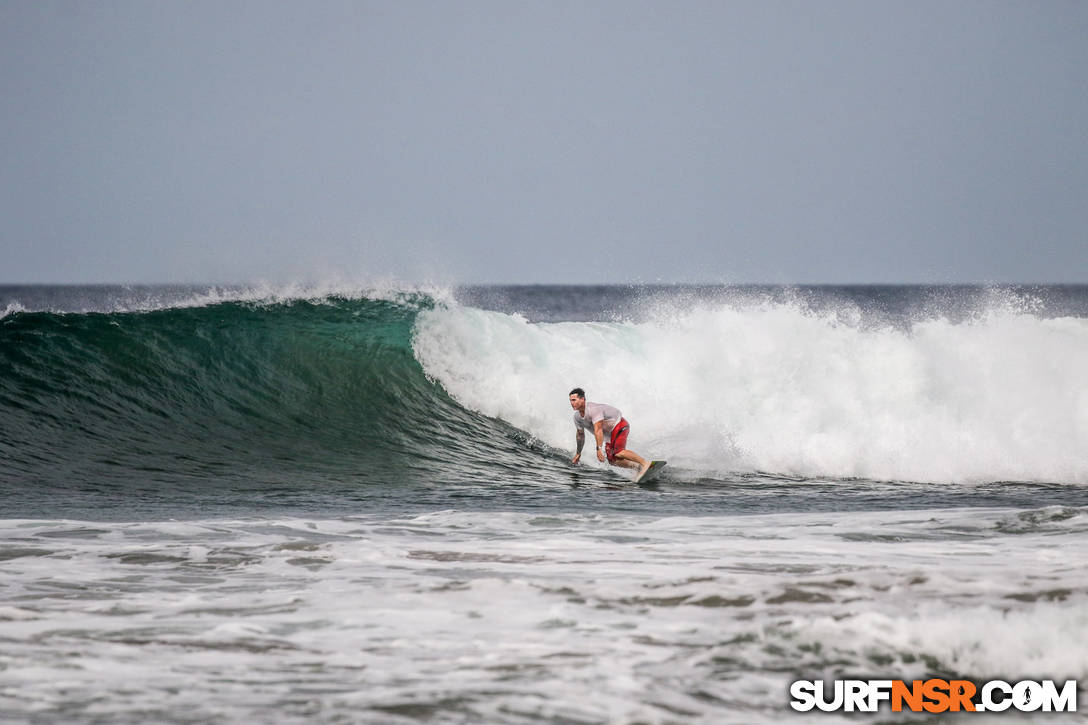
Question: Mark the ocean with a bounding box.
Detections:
[1,283,1086,723]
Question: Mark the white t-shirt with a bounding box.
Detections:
[573,401,622,436]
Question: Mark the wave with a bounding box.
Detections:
[0,293,523,491]
[413,297,1088,484]
[3,287,1086,490]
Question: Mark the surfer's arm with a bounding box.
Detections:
[572,428,585,464]
[593,421,606,462]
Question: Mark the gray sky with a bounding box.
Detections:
[2,0,1086,284]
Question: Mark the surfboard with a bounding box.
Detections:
[634,460,667,484]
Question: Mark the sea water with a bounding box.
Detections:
[1,284,1086,723]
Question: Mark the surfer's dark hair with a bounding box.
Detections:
[569,387,585,398]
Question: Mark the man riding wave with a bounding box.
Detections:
[568,387,650,477]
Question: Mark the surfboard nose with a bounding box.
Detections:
[634,460,667,483]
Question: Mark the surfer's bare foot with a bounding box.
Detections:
[638,462,650,477]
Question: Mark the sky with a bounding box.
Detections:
[1,0,1086,285]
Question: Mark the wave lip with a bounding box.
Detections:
[0,281,455,315]
[413,296,1088,485]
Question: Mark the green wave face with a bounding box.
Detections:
[0,297,507,492]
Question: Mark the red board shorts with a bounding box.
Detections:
[605,418,630,464]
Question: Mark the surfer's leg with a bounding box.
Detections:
[606,420,646,472]
[614,449,649,474]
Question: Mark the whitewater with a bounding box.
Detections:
[1,283,1086,723]
[416,289,1088,485]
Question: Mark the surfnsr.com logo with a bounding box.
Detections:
[790,679,1078,713]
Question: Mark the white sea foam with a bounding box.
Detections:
[1,508,1084,723]
[413,299,1088,484]
[1,301,26,319]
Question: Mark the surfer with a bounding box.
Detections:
[568,388,650,476]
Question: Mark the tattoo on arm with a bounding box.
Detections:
[576,430,585,454]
